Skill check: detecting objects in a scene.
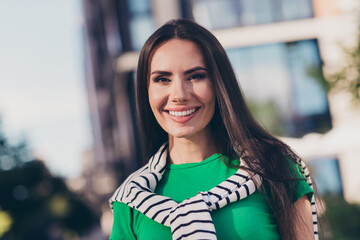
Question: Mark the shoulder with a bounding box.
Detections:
[109,143,169,207]
[285,157,314,202]
[109,164,152,240]
[109,163,149,208]
[110,202,137,240]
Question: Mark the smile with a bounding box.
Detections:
[164,107,201,123]
[168,108,197,117]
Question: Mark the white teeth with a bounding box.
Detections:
[168,108,197,117]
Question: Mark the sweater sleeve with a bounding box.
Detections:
[110,202,137,240]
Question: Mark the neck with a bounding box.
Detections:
[168,130,217,164]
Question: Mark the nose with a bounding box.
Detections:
[170,77,190,103]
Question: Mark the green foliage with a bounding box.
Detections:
[322,197,360,240]
[247,100,285,136]
[328,36,360,102]
[0,126,31,171]
[310,24,360,104]
[0,122,99,239]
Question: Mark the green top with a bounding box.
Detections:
[110,154,313,240]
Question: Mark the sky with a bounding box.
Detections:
[0,0,91,178]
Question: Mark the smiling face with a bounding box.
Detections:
[148,39,215,141]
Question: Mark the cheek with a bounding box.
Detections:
[148,87,165,113]
[193,82,215,105]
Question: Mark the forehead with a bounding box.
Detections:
[150,39,205,71]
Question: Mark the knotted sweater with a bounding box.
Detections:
[110,151,313,239]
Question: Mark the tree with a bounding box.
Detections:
[311,11,360,104]
[323,197,360,240]
[0,123,100,240]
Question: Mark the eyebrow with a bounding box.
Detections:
[184,66,208,75]
[150,70,171,76]
[150,66,208,75]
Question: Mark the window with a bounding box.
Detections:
[184,0,313,29]
[127,0,156,50]
[226,39,331,137]
[307,158,343,196]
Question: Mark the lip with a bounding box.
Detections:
[163,106,201,123]
[164,106,201,111]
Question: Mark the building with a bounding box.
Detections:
[82,0,360,235]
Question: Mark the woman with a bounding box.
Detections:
[110,19,317,240]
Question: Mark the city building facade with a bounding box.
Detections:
[82,0,360,235]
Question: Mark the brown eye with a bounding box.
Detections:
[154,77,171,83]
[187,73,206,81]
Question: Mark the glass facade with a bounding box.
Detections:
[226,39,331,137]
[185,0,313,29]
[307,158,343,196]
[127,0,156,50]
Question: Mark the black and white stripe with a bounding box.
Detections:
[294,157,319,240]
[110,143,318,240]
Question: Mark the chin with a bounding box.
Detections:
[166,128,192,139]
[169,132,192,139]
[167,126,210,140]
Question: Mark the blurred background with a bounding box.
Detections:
[0,0,359,239]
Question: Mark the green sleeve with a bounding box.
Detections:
[289,159,314,203]
[110,202,137,240]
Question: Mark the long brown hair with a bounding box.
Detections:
[137,19,310,239]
